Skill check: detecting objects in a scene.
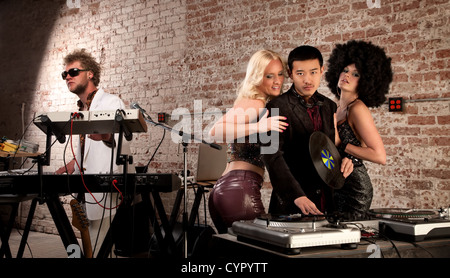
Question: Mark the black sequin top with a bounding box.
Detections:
[337,121,363,167]
[227,137,265,169]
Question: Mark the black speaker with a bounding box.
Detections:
[112,200,151,257]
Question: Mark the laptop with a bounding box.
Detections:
[195,143,227,186]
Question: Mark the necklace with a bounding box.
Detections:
[338,98,358,110]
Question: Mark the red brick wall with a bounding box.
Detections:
[183,0,450,211]
[0,0,448,235]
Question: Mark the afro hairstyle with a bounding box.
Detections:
[325,40,393,107]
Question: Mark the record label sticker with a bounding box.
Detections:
[321,149,335,170]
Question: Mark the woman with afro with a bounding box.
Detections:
[325,40,393,219]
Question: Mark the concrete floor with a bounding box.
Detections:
[1,230,173,275]
[3,229,159,258]
[4,229,77,258]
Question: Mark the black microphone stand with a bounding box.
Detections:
[140,113,221,258]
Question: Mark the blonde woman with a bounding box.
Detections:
[208,50,288,233]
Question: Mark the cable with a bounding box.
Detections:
[12,227,33,258]
[202,187,208,227]
[13,115,45,170]
[69,112,123,210]
[143,129,166,173]
[373,223,402,258]
[73,108,125,257]
[62,113,105,203]
[61,129,81,201]
[343,221,401,258]
[411,242,435,258]
[11,115,37,167]
[18,128,62,175]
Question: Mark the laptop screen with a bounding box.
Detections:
[196,144,227,182]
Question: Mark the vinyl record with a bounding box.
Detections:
[369,208,438,219]
[309,131,345,189]
[255,213,328,229]
[258,213,325,222]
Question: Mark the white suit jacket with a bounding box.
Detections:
[73,88,131,220]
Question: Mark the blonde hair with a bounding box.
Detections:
[64,49,101,87]
[236,49,286,104]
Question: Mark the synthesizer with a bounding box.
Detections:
[33,109,147,136]
[0,172,181,194]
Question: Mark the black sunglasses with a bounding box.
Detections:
[61,68,89,80]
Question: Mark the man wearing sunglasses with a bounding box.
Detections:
[55,49,130,257]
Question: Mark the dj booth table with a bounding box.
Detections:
[211,233,450,258]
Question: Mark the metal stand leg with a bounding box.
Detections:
[0,203,19,258]
[45,195,80,254]
[16,198,38,258]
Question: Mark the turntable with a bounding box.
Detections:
[371,208,450,241]
[232,214,360,254]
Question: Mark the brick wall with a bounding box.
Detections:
[0,0,449,235]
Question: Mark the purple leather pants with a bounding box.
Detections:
[208,169,265,233]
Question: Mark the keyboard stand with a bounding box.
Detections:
[0,201,19,258]
[0,195,80,258]
[96,189,177,258]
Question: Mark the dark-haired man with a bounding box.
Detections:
[262,45,353,216]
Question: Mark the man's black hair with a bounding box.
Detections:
[287,45,323,71]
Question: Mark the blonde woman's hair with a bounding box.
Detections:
[236,49,286,104]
